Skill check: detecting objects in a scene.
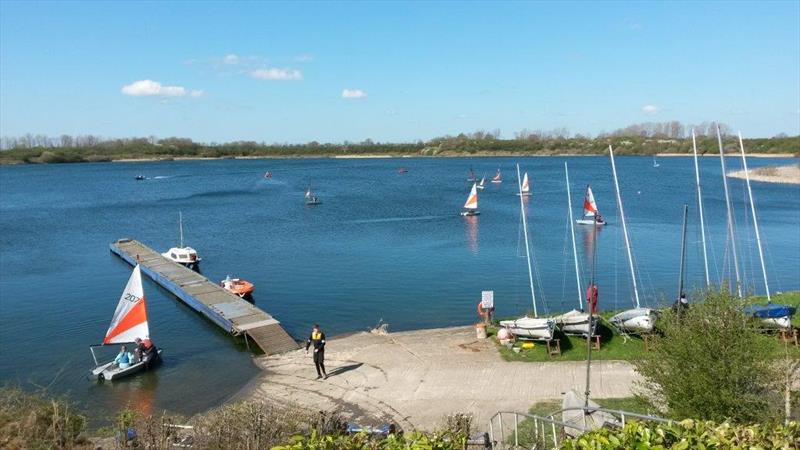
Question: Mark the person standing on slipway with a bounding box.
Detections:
[306,324,328,380]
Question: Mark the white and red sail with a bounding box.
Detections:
[583,186,599,217]
[103,265,150,344]
[520,172,530,195]
[464,183,479,210]
[492,169,502,183]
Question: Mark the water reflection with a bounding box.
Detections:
[87,370,159,417]
[463,215,479,254]
[580,221,604,266]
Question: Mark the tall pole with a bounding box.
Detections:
[678,204,688,299]
[738,132,771,302]
[179,211,184,248]
[565,162,584,310]
[608,146,641,309]
[517,163,538,317]
[691,130,710,287]
[584,216,599,409]
[717,127,742,297]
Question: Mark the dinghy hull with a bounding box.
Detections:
[499,317,556,340]
[554,309,596,336]
[610,308,656,334]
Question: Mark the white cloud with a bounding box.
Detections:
[222,54,240,65]
[294,54,314,63]
[250,68,303,80]
[642,104,660,115]
[190,90,204,97]
[342,88,367,99]
[121,80,194,97]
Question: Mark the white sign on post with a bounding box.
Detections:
[481,290,494,309]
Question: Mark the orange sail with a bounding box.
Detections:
[583,186,598,216]
[103,265,150,344]
[464,183,479,210]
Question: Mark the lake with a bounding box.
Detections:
[1,155,798,422]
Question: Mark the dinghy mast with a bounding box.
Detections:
[516,163,538,317]
[565,162,583,310]
[717,126,742,298]
[678,204,688,300]
[691,130,710,287]
[738,132,771,302]
[608,146,640,309]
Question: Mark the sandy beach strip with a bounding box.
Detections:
[236,326,639,431]
[727,164,800,184]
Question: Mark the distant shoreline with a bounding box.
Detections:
[1,152,797,166]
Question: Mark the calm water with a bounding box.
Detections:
[1,156,798,420]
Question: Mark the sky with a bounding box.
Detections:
[0,1,798,143]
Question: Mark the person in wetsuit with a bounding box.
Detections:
[306,324,328,380]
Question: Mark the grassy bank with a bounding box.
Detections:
[492,291,800,362]
[1,133,798,165]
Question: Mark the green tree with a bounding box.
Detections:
[633,289,783,423]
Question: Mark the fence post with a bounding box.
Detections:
[499,413,504,447]
[514,413,518,447]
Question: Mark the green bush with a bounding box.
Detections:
[272,430,468,450]
[0,386,89,449]
[562,419,799,449]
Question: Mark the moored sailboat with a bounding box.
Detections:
[576,186,606,225]
[162,212,201,268]
[554,162,595,336]
[89,265,161,381]
[460,183,480,216]
[607,146,656,334]
[499,164,556,340]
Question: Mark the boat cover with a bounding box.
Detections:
[744,303,795,319]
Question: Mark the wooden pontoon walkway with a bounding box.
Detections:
[110,239,298,355]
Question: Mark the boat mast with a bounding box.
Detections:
[564,162,583,310]
[691,130,711,287]
[608,146,641,309]
[738,132,771,302]
[678,204,688,300]
[179,211,184,248]
[717,127,742,297]
[584,206,599,409]
[516,163,538,317]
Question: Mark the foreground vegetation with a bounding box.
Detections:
[1,122,797,164]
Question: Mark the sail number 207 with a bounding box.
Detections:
[124,293,141,303]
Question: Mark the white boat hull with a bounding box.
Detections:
[554,309,596,336]
[461,210,480,216]
[576,219,605,226]
[610,308,656,333]
[91,349,162,381]
[500,317,556,340]
[760,316,792,329]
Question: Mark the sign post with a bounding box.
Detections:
[480,291,495,325]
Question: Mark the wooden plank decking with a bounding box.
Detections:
[110,239,299,355]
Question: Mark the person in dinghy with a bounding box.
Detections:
[89,265,162,381]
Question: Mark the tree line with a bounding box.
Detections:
[1,121,797,164]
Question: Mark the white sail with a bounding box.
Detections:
[464,183,478,210]
[104,265,150,344]
[583,186,598,216]
[521,172,530,193]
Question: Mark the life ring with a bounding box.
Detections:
[477,302,494,317]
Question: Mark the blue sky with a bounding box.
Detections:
[1,1,798,143]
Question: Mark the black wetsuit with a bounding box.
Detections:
[306,330,327,377]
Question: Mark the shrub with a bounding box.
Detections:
[562,419,799,449]
[272,430,468,450]
[0,386,89,449]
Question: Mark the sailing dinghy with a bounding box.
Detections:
[576,186,606,225]
[476,174,487,190]
[467,167,477,182]
[499,164,557,340]
[89,265,161,381]
[491,169,502,184]
[516,172,531,196]
[305,185,321,205]
[460,183,480,216]
[606,146,656,334]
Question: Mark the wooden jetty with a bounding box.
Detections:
[110,239,298,355]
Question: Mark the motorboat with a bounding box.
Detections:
[89,265,162,381]
[135,175,145,180]
[221,275,255,298]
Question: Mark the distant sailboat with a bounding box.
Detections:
[516,172,531,196]
[305,185,321,206]
[467,167,477,182]
[652,156,660,168]
[460,183,480,216]
[576,186,606,225]
[476,174,487,190]
[491,169,502,184]
[89,265,161,381]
